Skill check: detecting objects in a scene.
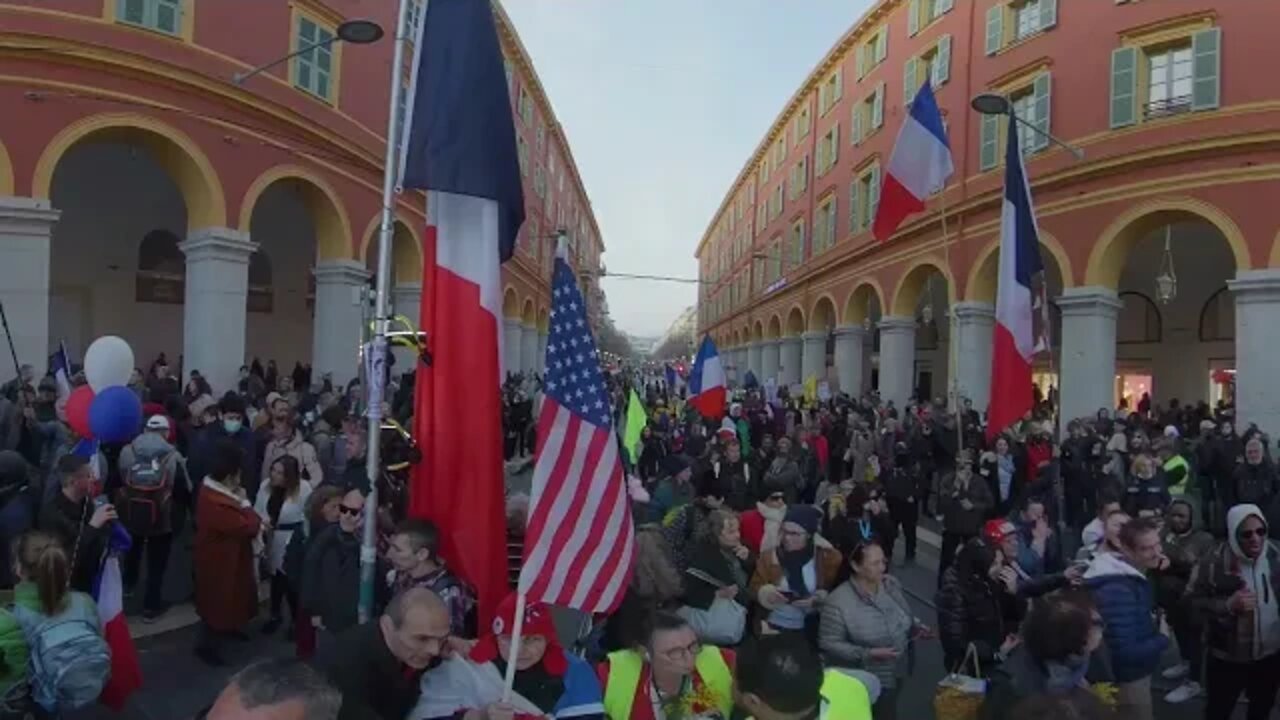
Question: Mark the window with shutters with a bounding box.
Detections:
[985,0,1057,56]
[774,138,786,168]
[769,238,783,282]
[292,14,337,102]
[770,184,784,220]
[914,35,953,91]
[979,72,1052,170]
[850,161,881,234]
[1110,21,1220,129]
[518,88,534,126]
[813,194,838,255]
[789,156,809,200]
[794,104,812,147]
[819,69,844,116]
[517,136,529,177]
[856,27,888,81]
[852,84,885,145]
[533,165,545,198]
[908,0,954,36]
[116,0,184,37]
[817,125,840,177]
[788,219,806,269]
[404,0,424,40]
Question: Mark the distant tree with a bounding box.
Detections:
[596,315,635,359]
[651,329,694,362]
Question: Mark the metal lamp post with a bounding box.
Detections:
[970,93,1086,160]
[233,19,384,85]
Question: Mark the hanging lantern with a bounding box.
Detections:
[921,304,935,325]
[1155,225,1177,304]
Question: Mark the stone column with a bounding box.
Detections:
[778,336,802,387]
[536,330,549,373]
[952,302,996,412]
[520,323,539,375]
[0,198,59,383]
[1058,287,1121,427]
[179,228,256,395]
[800,331,827,384]
[311,259,370,387]
[502,318,522,379]
[761,340,781,384]
[747,342,762,380]
[877,316,917,408]
[833,326,867,396]
[390,282,422,377]
[1230,270,1280,439]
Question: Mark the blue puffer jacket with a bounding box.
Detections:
[1084,552,1168,683]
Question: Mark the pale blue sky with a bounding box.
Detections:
[502,0,874,338]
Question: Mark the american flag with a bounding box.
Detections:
[518,251,635,613]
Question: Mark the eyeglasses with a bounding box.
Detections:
[659,640,701,663]
[1237,528,1267,540]
[338,505,363,517]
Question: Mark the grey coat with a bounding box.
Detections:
[819,575,915,689]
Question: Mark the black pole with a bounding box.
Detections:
[0,302,22,382]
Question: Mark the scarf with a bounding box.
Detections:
[780,540,815,599]
[757,501,786,552]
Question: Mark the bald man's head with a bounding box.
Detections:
[206,659,339,720]
[379,587,452,669]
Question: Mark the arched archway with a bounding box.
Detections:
[965,232,1072,304]
[1087,198,1249,289]
[887,257,955,406]
[360,216,423,284]
[809,295,837,332]
[752,320,765,342]
[766,314,782,339]
[1199,287,1233,342]
[842,281,884,327]
[45,121,199,361]
[890,256,955,317]
[521,298,536,326]
[537,306,549,332]
[784,306,806,337]
[239,165,352,262]
[34,113,225,230]
[503,287,519,319]
[0,137,13,196]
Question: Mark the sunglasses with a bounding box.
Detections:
[1237,528,1267,540]
[338,505,363,517]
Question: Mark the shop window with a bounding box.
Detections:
[135,229,185,304]
[1117,291,1162,344]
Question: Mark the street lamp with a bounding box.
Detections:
[1156,225,1177,304]
[233,19,385,84]
[970,93,1086,161]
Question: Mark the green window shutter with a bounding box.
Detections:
[980,113,999,170]
[156,0,181,34]
[856,43,867,80]
[904,57,919,101]
[1192,27,1222,111]
[876,29,888,63]
[873,83,885,129]
[118,0,146,24]
[1040,0,1058,30]
[869,166,882,220]
[834,68,843,102]
[908,0,921,36]
[831,124,839,163]
[849,182,860,233]
[852,103,864,145]
[985,6,1003,56]
[1109,47,1138,128]
[938,0,954,14]
[1032,73,1052,151]
[934,35,952,86]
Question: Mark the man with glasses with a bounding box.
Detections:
[1188,503,1280,720]
[598,611,735,719]
[323,587,452,720]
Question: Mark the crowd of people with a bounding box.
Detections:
[0,345,1276,720]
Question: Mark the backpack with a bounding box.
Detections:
[118,447,174,537]
[12,595,110,713]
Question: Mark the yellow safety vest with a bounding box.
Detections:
[817,669,873,719]
[1164,455,1191,495]
[602,646,734,719]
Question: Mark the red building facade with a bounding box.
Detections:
[696,0,1280,432]
[0,0,600,392]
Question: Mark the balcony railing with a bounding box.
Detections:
[1144,95,1192,120]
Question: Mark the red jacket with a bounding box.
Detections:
[739,509,765,554]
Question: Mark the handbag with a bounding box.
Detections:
[677,597,746,646]
[933,643,987,720]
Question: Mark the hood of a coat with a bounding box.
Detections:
[132,432,175,457]
[1227,503,1267,560]
[1083,549,1145,581]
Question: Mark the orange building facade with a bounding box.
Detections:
[695,0,1280,434]
[0,0,602,394]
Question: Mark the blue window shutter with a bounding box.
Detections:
[980,113,999,170]
[1109,47,1138,128]
[1033,73,1052,151]
[985,6,1003,56]
[1192,27,1222,111]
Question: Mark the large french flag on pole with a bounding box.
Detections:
[688,336,727,420]
[401,0,524,627]
[873,81,953,243]
[987,114,1046,439]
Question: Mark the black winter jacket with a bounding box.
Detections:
[935,541,1014,670]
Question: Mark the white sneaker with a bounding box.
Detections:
[1161,662,1189,680]
[1164,681,1202,704]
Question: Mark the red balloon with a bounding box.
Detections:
[66,385,95,439]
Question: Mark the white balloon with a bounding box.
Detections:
[84,335,135,392]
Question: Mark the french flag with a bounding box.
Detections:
[987,112,1046,438]
[48,342,72,402]
[873,81,954,243]
[688,336,727,420]
[95,524,141,710]
[401,0,523,627]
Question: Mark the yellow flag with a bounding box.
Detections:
[623,390,647,465]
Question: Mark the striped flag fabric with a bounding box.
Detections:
[688,335,727,420]
[518,249,635,613]
[94,526,141,710]
[987,113,1047,438]
[48,342,72,402]
[401,0,523,626]
[873,81,954,243]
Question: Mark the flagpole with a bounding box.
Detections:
[359,0,412,625]
[938,188,965,464]
[501,592,528,702]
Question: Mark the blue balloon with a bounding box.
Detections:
[88,385,143,443]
